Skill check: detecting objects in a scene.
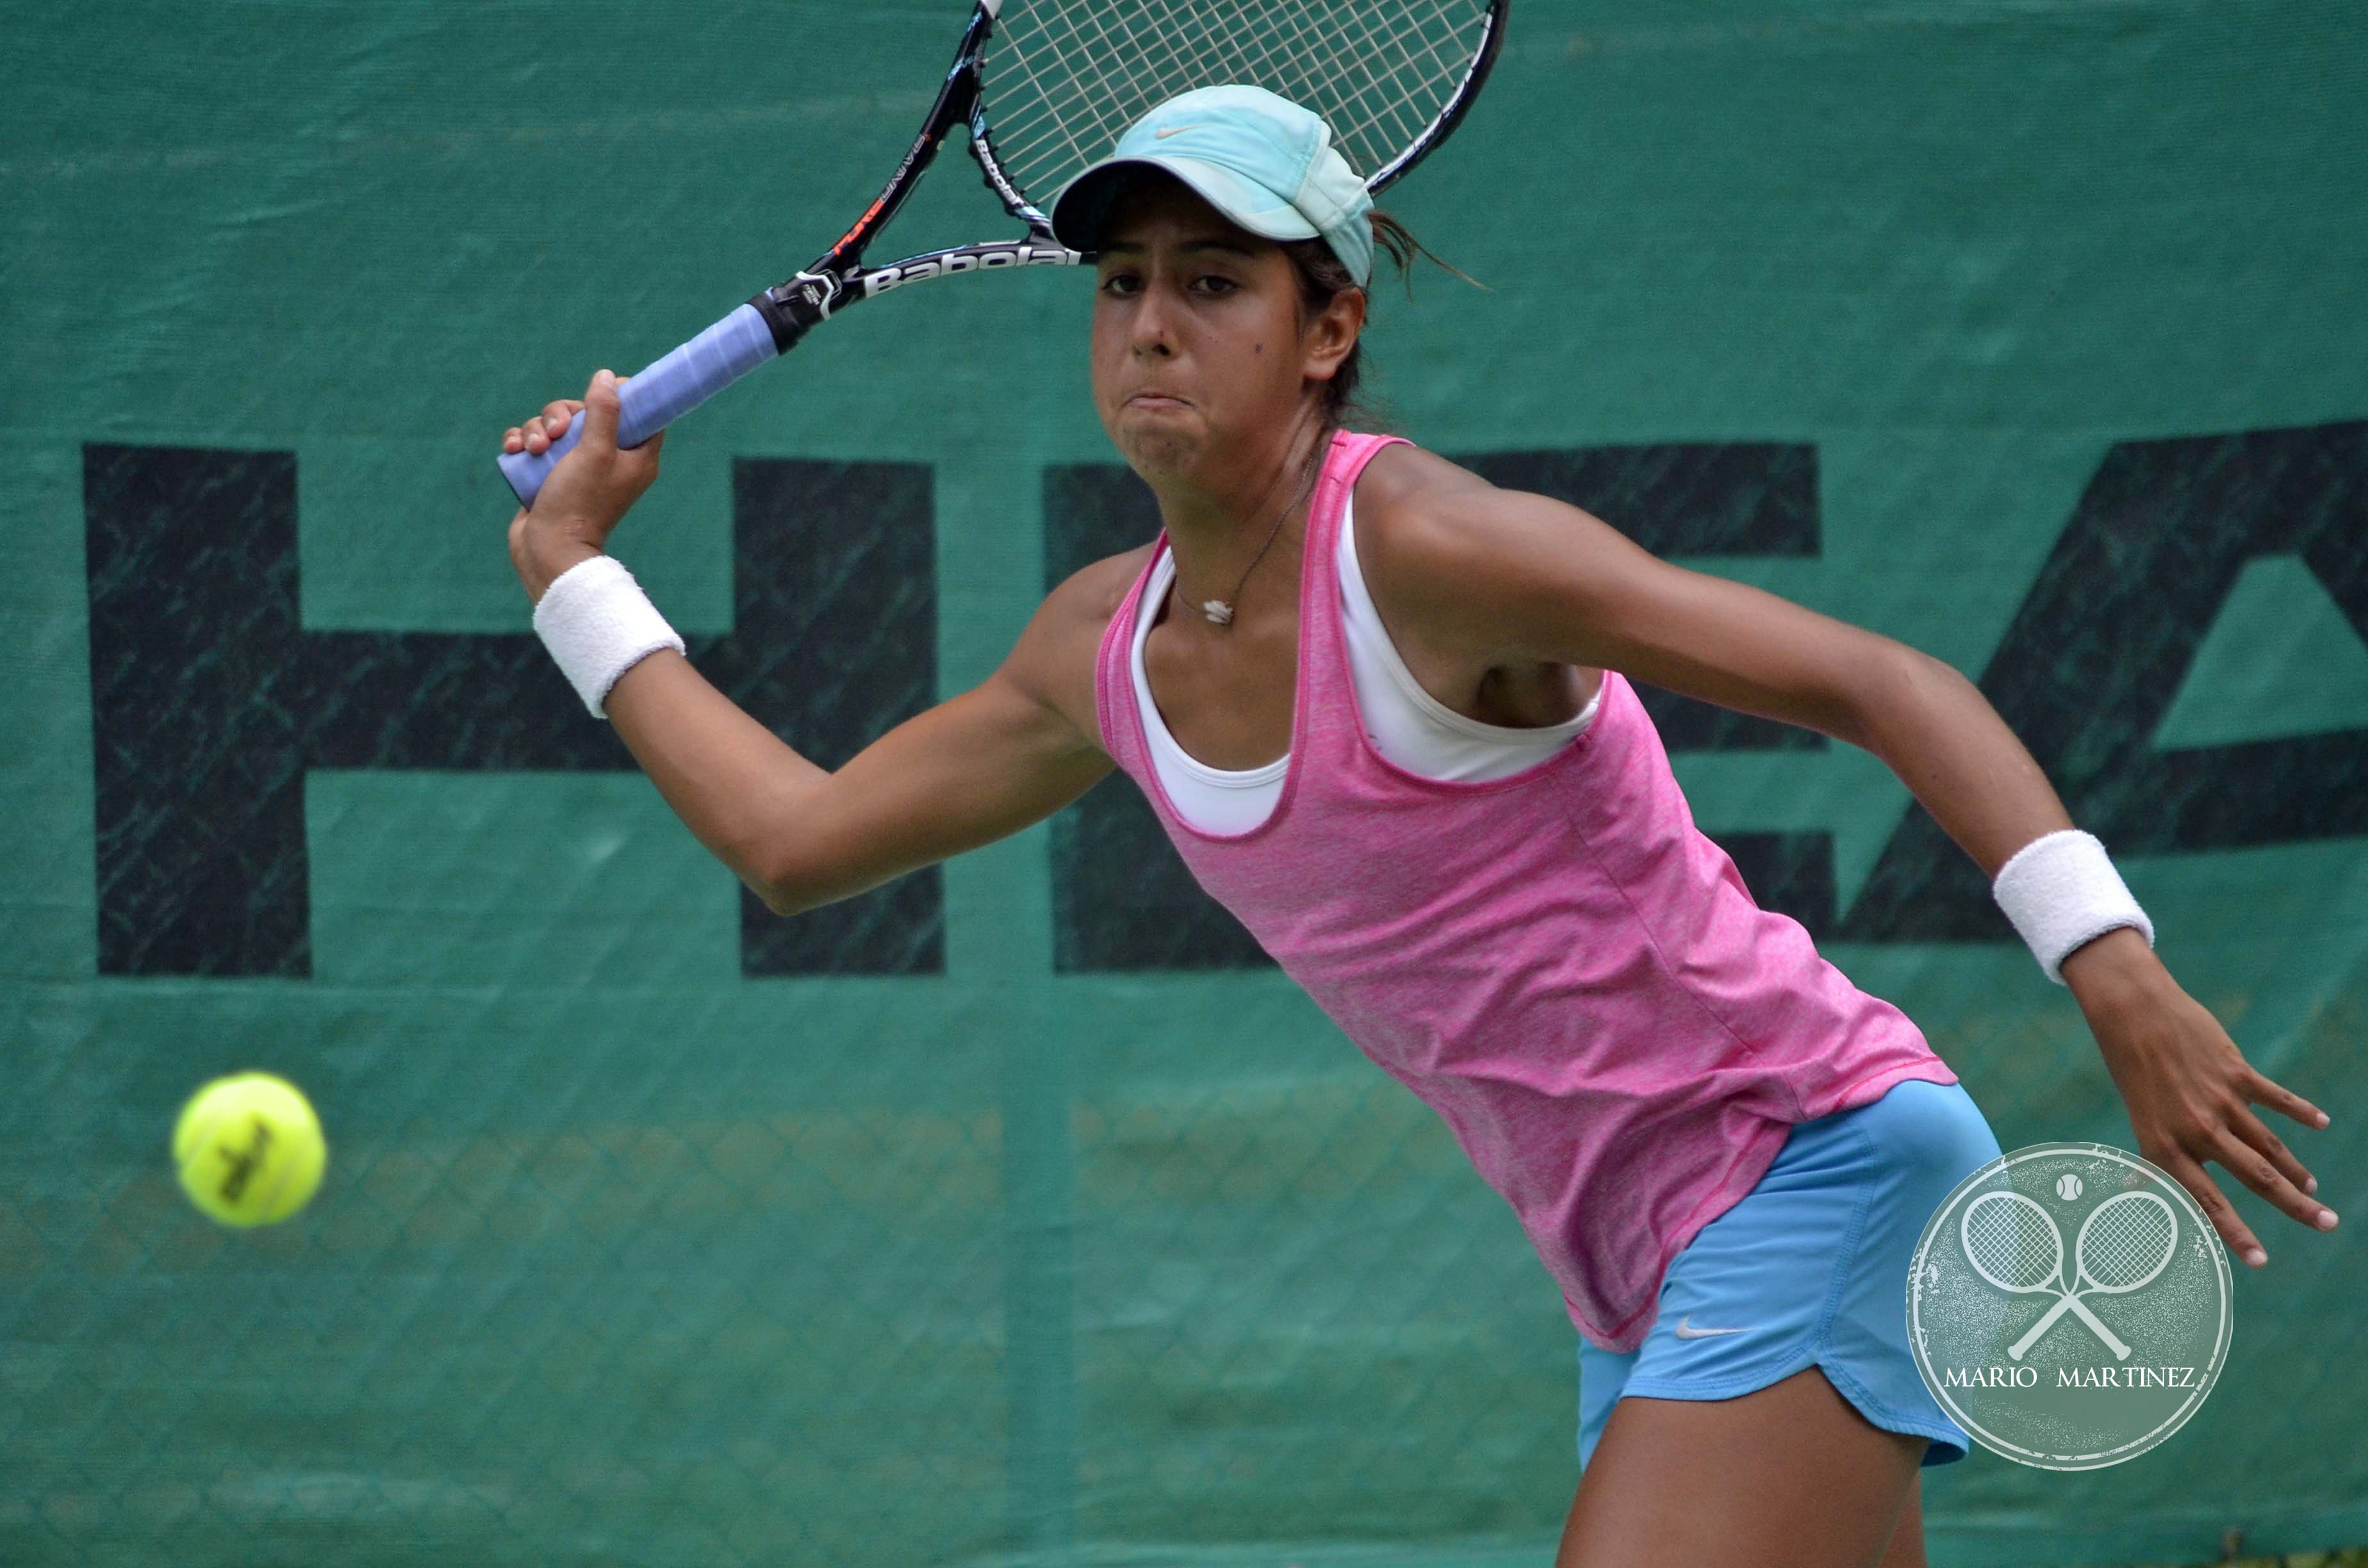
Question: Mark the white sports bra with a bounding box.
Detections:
[1130,492,1603,835]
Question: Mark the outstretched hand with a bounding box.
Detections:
[2062,930,2335,1269]
[502,367,667,604]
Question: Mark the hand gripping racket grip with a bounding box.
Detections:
[497,302,782,507]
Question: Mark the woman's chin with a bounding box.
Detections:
[1115,419,1205,477]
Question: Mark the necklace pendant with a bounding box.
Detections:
[1200,599,1233,625]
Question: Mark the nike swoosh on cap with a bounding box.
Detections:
[1672,1315,1752,1339]
[1154,125,1206,138]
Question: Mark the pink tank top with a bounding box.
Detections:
[1092,429,1959,1351]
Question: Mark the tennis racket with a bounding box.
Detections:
[1959,1189,2131,1361]
[2005,1189,2178,1362]
[497,0,1511,505]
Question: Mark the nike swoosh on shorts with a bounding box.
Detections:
[1672,1315,1752,1339]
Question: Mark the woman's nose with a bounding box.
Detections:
[1130,283,1178,355]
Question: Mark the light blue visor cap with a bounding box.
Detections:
[1048,85,1376,286]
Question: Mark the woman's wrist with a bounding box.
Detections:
[2057,926,2167,1008]
[530,552,686,719]
[511,518,603,606]
[1990,828,2155,987]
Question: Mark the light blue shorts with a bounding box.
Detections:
[1577,1076,2003,1471]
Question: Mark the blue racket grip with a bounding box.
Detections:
[497,302,780,507]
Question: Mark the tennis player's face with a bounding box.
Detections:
[1091,176,1322,480]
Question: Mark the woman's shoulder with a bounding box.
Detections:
[1056,540,1165,635]
[999,542,1160,760]
[1349,436,1498,519]
[1346,436,1503,574]
[1344,438,1534,694]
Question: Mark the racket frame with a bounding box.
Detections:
[748,0,1079,357]
[497,0,1513,504]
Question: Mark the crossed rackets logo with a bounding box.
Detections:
[1960,1188,2180,1361]
[1909,1141,2231,1469]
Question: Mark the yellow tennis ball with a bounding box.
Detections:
[172,1072,327,1227]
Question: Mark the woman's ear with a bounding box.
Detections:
[1301,286,1367,384]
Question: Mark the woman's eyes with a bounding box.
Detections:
[1098,273,1240,297]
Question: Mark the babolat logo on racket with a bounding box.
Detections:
[861,241,1078,298]
[1907,1143,2232,1469]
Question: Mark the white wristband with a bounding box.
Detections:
[530,554,685,719]
[1990,828,2155,986]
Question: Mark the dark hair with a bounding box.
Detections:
[1278,210,1477,431]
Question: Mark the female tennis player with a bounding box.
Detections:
[500,86,2335,1567]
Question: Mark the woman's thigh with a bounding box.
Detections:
[1563,1077,2004,1562]
[1556,1363,1923,1568]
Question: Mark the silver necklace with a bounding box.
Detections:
[1175,449,1323,628]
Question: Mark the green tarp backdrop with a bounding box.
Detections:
[5,2,2365,1564]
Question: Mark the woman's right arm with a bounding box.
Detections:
[502,374,1119,918]
[601,571,1117,917]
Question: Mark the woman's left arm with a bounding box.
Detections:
[1852,655,2334,1270]
[1365,477,2337,1270]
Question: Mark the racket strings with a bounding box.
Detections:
[981,0,1496,203]
[1253,1,1423,166]
[1155,1,1365,154]
[1147,0,1474,170]
[994,0,1311,181]
[1285,0,1469,165]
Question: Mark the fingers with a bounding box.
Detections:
[492,376,640,457]
[2213,1118,2337,1234]
[581,368,620,449]
[2246,1067,2332,1134]
[2155,1148,2269,1268]
[2155,1123,2339,1274]
[601,373,658,456]
[2227,1091,2321,1198]
[498,399,588,455]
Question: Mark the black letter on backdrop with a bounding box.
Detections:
[1838,420,2368,944]
[83,445,941,978]
[1044,443,1827,970]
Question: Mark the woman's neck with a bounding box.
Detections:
[1146,418,1332,631]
